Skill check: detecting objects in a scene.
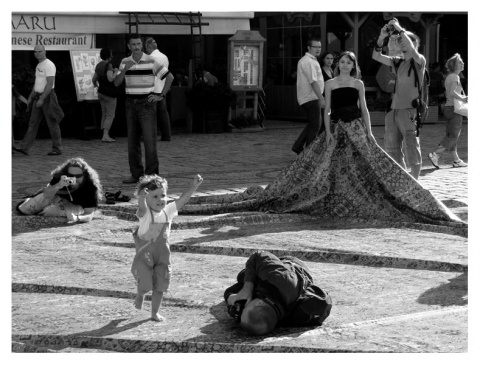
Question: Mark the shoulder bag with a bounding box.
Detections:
[453,91,468,117]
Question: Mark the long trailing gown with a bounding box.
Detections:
[183,87,466,235]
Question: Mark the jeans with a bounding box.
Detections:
[292,99,321,153]
[125,98,159,178]
[439,106,463,152]
[156,98,171,140]
[21,91,62,153]
[98,93,117,131]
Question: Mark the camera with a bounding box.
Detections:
[228,299,247,323]
[64,177,76,185]
[386,18,400,35]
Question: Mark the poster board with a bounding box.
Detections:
[232,45,260,88]
[228,31,265,91]
[69,49,101,101]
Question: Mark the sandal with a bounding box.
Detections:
[105,192,116,205]
[113,191,131,202]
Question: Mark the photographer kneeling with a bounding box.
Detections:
[16,157,103,223]
[224,250,332,336]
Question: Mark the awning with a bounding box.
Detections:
[12,12,253,37]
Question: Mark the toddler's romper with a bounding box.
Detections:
[131,202,178,293]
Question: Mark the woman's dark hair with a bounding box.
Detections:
[319,51,334,67]
[100,48,112,61]
[51,157,103,202]
[334,51,361,78]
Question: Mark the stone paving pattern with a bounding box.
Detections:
[11,120,469,353]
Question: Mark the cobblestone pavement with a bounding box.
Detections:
[10,120,470,354]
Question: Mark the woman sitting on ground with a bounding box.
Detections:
[16,157,103,223]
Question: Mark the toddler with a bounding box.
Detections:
[131,174,203,321]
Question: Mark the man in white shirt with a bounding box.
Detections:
[15,45,64,156]
[145,37,172,141]
[292,38,325,154]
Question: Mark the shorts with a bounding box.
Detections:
[131,250,172,293]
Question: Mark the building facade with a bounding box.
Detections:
[11,11,467,135]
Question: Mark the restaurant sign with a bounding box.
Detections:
[12,14,94,50]
[12,33,94,50]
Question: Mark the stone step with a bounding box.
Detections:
[13,220,467,273]
[12,250,468,353]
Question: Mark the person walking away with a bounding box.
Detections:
[131,174,203,321]
[372,18,426,180]
[145,37,172,142]
[14,45,64,156]
[292,38,325,154]
[92,48,119,142]
[428,53,468,169]
[114,33,174,184]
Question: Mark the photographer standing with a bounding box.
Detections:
[372,18,426,180]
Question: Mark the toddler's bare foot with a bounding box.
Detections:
[151,313,166,322]
[134,294,144,310]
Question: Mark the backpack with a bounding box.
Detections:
[375,58,403,93]
[283,284,333,326]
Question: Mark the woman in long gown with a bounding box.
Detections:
[183,52,465,233]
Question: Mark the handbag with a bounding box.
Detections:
[453,98,468,117]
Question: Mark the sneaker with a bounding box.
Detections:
[122,176,139,184]
[453,160,467,168]
[428,152,439,169]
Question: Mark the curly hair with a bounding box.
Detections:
[50,157,103,202]
[135,174,168,197]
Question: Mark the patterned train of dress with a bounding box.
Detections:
[183,87,466,234]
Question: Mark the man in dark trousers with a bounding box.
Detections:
[291,37,325,155]
[145,37,172,142]
[224,250,332,335]
[15,45,64,156]
[114,33,174,184]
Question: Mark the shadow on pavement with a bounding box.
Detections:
[68,318,152,338]
[185,300,325,345]
[417,272,468,306]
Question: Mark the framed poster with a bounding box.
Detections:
[228,31,266,91]
[232,45,260,88]
[69,49,101,101]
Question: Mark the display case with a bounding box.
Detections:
[227,30,266,91]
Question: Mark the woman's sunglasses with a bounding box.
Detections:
[66,172,84,178]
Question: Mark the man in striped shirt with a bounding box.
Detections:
[114,33,174,184]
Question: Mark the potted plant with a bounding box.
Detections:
[186,82,237,133]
